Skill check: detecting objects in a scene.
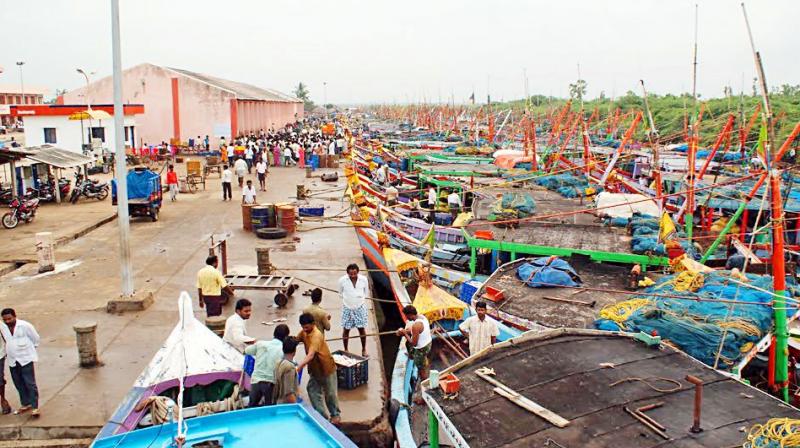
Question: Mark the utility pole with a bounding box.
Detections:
[111,0,133,297]
[323,81,328,117]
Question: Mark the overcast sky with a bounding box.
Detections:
[1,0,797,104]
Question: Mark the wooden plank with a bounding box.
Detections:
[475,368,570,428]
[731,238,762,264]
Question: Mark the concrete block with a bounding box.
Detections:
[106,290,154,313]
[73,322,99,367]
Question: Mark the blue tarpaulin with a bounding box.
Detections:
[112,169,160,200]
[517,257,581,288]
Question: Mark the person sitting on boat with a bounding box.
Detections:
[223,299,255,353]
[197,255,235,317]
[296,313,341,425]
[396,305,432,404]
[303,288,331,336]
[458,301,499,356]
[245,324,290,407]
[385,185,399,207]
[426,186,438,222]
[374,163,387,185]
[338,264,370,357]
[446,189,463,221]
[273,337,300,404]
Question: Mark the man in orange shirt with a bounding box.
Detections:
[296,313,340,424]
[166,164,179,202]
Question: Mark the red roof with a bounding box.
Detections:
[9,104,144,117]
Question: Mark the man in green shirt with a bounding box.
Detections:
[273,337,299,404]
[244,324,289,407]
[302,288,331,335]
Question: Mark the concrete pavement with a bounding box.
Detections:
[0,162,391,447]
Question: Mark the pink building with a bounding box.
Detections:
[61,63,303,148]
[0,85,45,126]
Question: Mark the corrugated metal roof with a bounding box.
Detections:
[24,145,94,168]
[164,67,302,103]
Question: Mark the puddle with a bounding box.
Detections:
[13,259,82,282]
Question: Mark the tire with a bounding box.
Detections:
[255,227,288,240]
[274,292,289,308]
[2,212,18,229]
[97,187,109,201]
[70,191,80,204]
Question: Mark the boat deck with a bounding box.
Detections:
[423,330,800,447]
[475,257,635,330]
[467,219,632,254]
[469,185,631,253]
[473,184,597,225]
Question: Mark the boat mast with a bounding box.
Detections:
[742,1,788,403]
[685,3,699,243]
[640,80,662,200]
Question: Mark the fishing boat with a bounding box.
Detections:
[93,404,356,448]
[473,256,636,331]
[93,293,355,448]
[419,328,800,447]
[351,225,519,448]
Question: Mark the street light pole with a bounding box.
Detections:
[323,82,328,117]
[76,69,93,110]
[111,0,133,297]
[15,61,24,105]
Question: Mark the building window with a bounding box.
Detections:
[90,127,106,143]
[43,128,57,144]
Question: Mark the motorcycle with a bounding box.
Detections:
[2,197,40,229]
[70,175,109,203]
[26,178,71,203]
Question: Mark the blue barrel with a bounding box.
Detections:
[251,205,274,230]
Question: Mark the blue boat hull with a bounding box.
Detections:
[92,404,356,448]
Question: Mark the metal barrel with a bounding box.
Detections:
[277,205,296,234]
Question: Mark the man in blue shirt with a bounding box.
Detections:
[245,324,289,407]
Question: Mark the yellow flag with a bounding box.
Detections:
[659,212,677,242]
[422,224,436,250]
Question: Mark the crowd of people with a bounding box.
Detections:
[212,119,348,202]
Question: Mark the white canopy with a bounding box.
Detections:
[595,192,660,219]
[133,292,243,388]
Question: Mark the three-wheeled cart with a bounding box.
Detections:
[112,167,163,222]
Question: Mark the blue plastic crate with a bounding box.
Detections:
[332,350,368,390]
[459,280,483,304]
[243,354,255,376]
[298,207,324,217]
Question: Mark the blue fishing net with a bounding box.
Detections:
[534,174,602,198]
[595,271,799,369]
[488,192,537,222]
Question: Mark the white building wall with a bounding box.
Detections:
[22,115,137,155]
